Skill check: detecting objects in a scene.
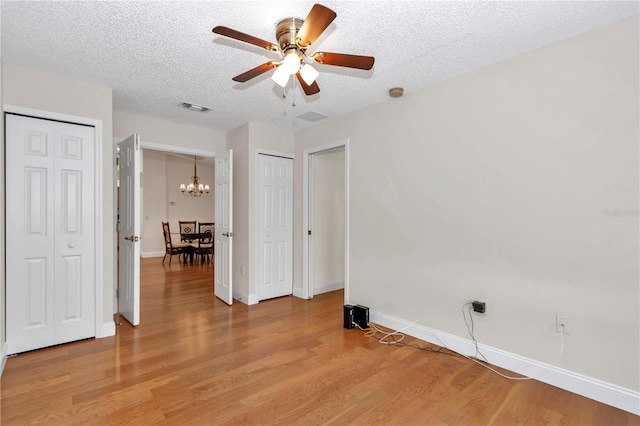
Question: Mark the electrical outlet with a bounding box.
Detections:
[472,301,486,313]
[556,314,570,334]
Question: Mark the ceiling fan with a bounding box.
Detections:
[212,3,375,96]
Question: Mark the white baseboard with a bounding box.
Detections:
[313,281,344,295]
[141,251,164,258]
[1,342,7,376]
[97,321,116,338]
[233,291,259,305]
[370,310,640,416]
[293,287,305,299]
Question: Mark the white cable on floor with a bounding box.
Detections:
[433,323,565,381]
[366,316,566,381]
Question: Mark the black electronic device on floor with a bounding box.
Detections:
[343,304,355,329]
[353,304,369,329]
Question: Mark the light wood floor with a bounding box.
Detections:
[1,258,637,425]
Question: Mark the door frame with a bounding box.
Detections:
[4,104,108,338]
[302,139,350,302]
[112,138,219,315]
[255,150,295,302]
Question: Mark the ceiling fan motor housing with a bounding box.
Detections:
[276,18,304,53]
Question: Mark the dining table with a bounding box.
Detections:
[179,232,201,243]
[171,232,199,263]
[172,232,212,264]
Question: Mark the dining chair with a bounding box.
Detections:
[196,222,215,264]
[178,220,197,242]
[161,222,192,265]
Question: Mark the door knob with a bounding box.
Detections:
[68,243,75,248]
[124,236,139,242]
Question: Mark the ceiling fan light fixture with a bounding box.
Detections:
[300,63,319,85]
[282,50,301,75]
[272,63,291,87]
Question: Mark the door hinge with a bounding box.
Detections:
[116,288,119,298]
[308,230,312,236]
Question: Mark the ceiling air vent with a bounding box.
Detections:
[297,111,328,122]
[179,102,210,113]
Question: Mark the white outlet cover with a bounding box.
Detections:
[556,314,570,334]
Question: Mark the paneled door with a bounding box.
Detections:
[257,154,293,301]
[6,114,96,355]
[118,134,141,326]
[214,149,233,305]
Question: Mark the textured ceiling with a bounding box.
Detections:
[1,1,638,132]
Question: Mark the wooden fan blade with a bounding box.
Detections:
[232,62,278,82]
[313,52,375,70]
[296,72,320,95]
[212,26,277,51]
[297,4,336,47]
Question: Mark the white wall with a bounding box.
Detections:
[114,111,226,152]
[294,15,639,395]
[2,63,115,333]
[227,123,251,302]
[141,150,168,255]
[0,61,6,373]
[312,147,345,293]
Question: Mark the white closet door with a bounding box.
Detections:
[257,154,293,301]
[6,114,95,355]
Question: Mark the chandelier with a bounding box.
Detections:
[179,156,210,197]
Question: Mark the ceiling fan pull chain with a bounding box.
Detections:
[291,75,297,107]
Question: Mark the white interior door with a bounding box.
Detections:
[6,114,96,354]
[257,154,293,301]
[215,149,233,305]
[118,134,141,325]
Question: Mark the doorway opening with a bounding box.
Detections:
[302,139,350,303]
[114,138,220,325]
